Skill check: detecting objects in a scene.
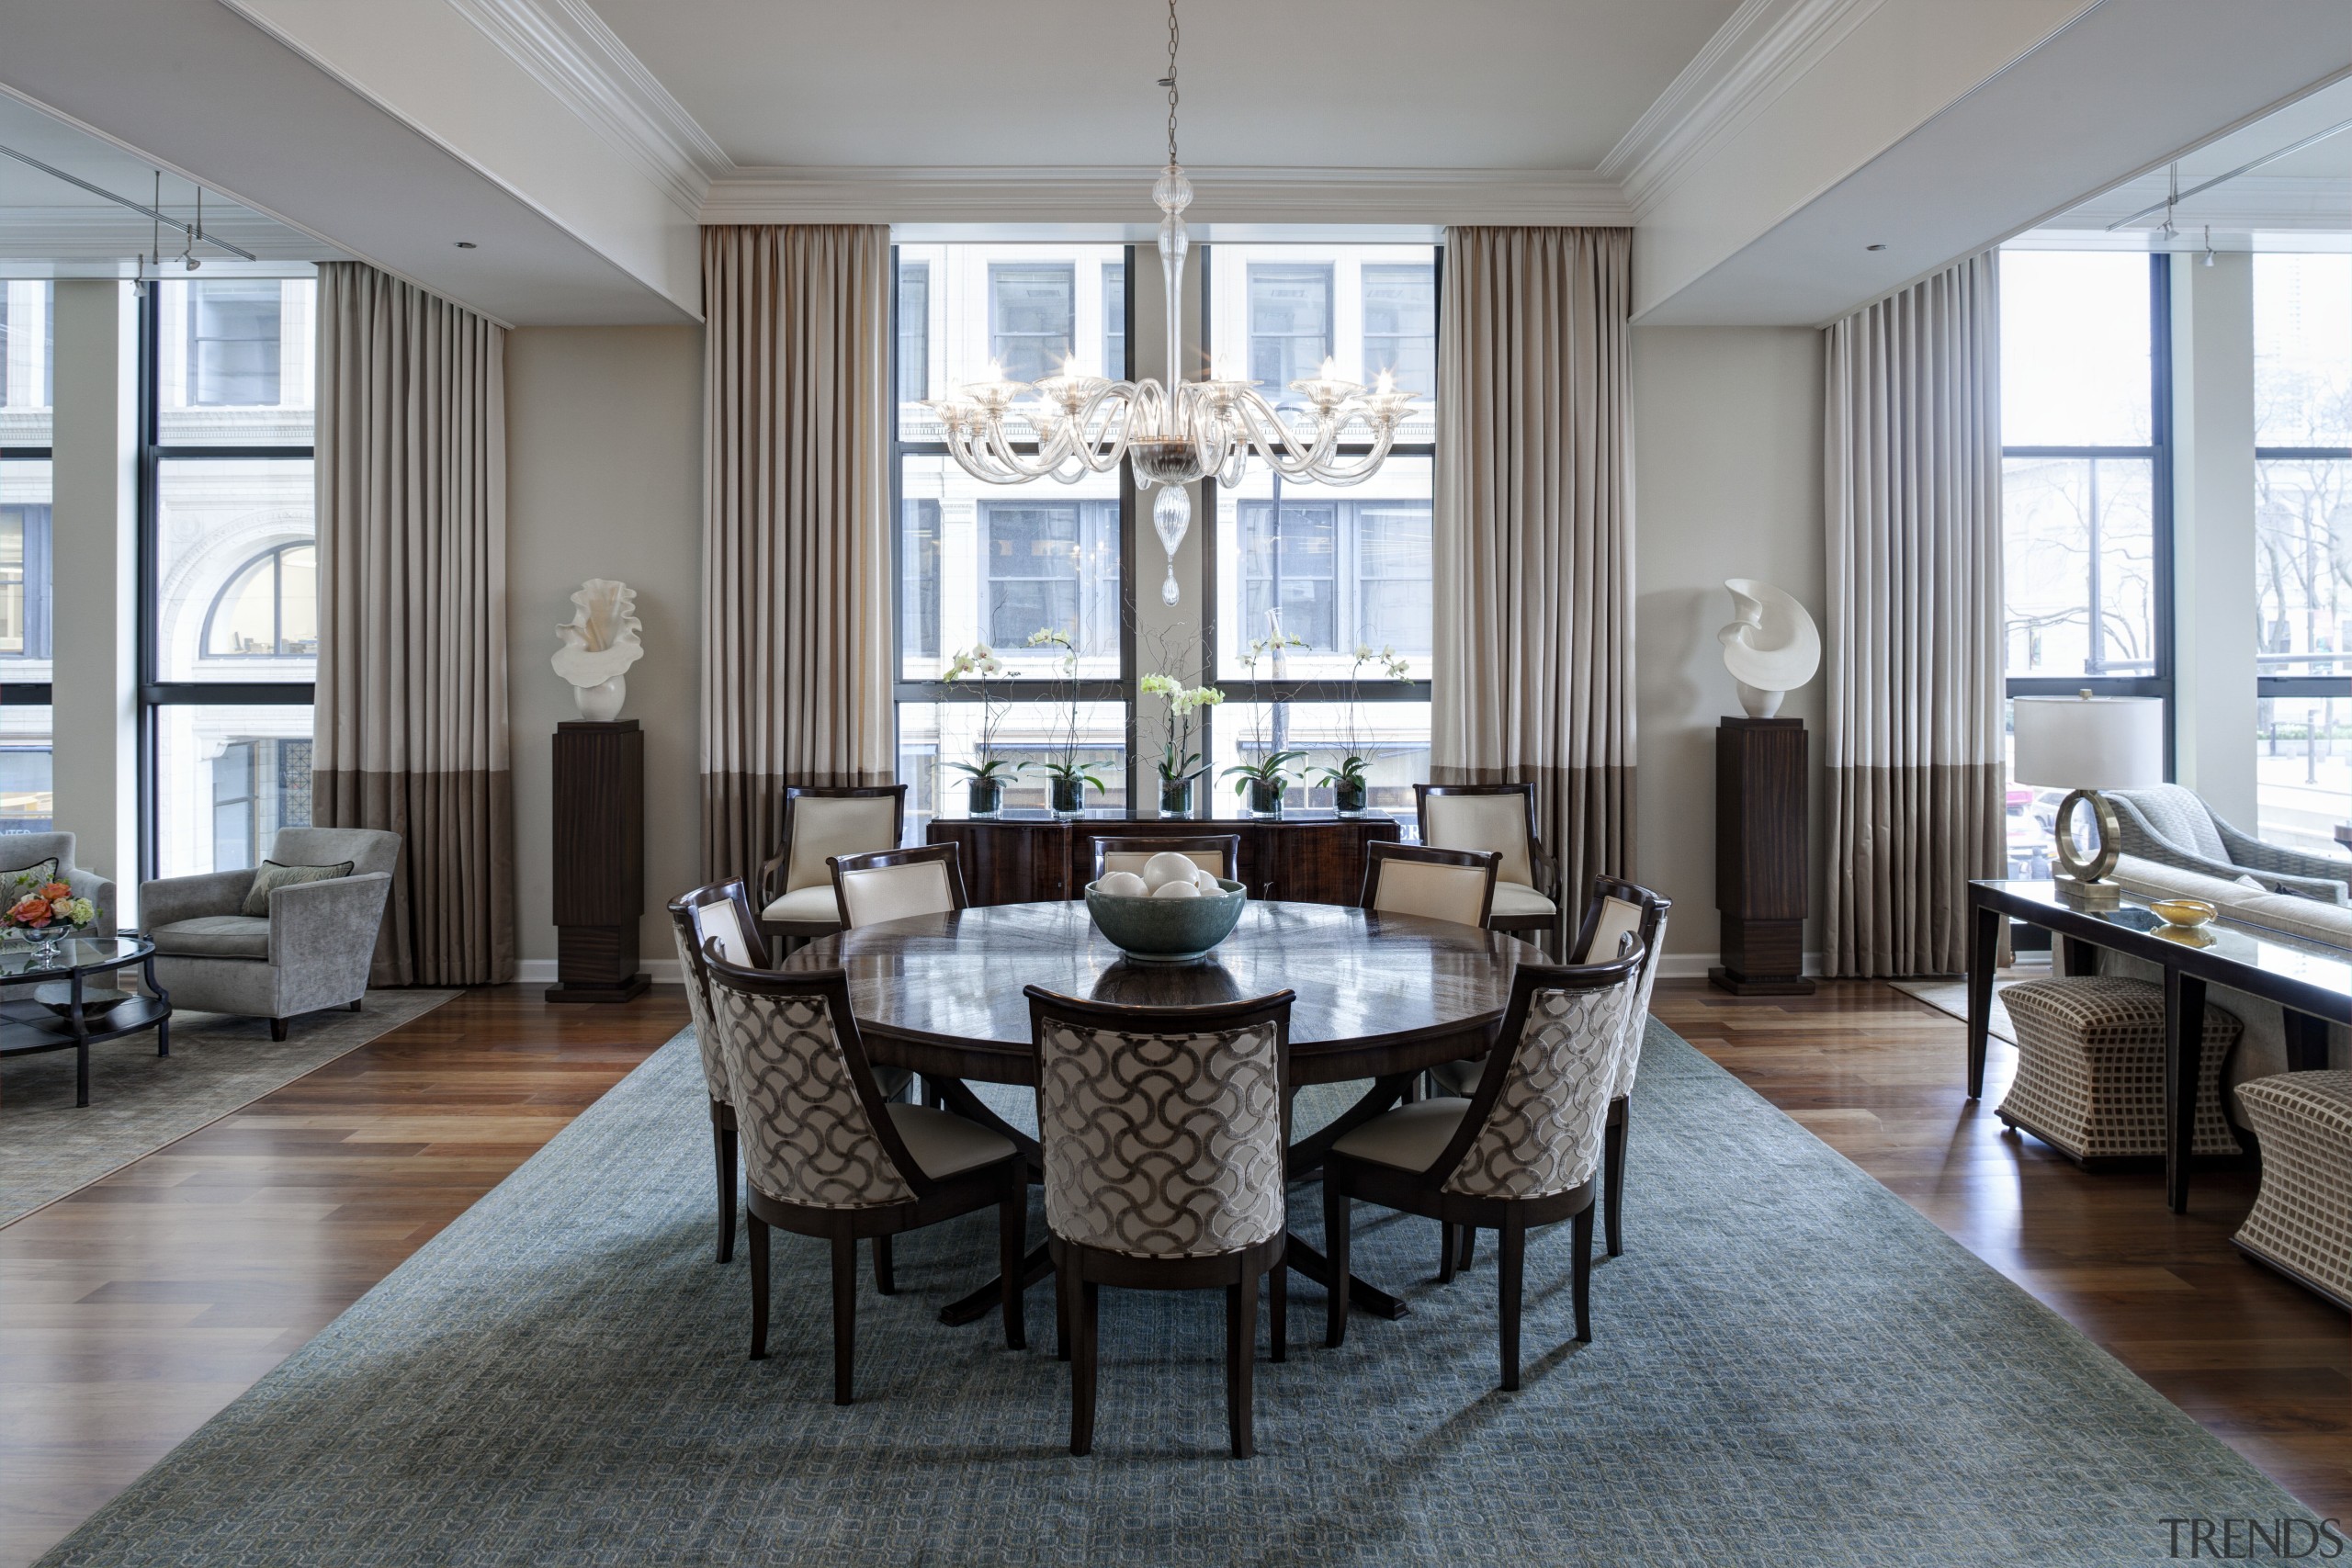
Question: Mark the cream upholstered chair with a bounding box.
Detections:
[1027,985,1295,1459]
[1089,834,1240,885]
[1323,948,1641,1392]
[667,880,768,1265]
[705,955,1027,1405]
[829,843,967,929]
[1415,784,1558,949]
[758,786,907,948]
[1361,842,1500,928]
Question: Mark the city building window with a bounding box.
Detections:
[0,504,52,659]
[1247,263,1332,404]
[0,744,51,831]
[1361,264,1436,396]
[902,498,941,662]
[202,541,318,659]
[989,263,1075,383]
[1103,262,1126,379]
[898,261,930,405]
[187,280,283,406]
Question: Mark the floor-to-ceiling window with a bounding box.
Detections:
[0,281,53,831]
[142,276,318,878]
[892,243,1130,838]
[1204,243,1437,818]
[1998,250,2173,876]
[2251,253,2352,859]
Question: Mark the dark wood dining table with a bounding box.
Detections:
[780,898,1543,1323]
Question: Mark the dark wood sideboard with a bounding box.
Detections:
[926,814,1403,907]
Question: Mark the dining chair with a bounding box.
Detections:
[1027,984,1295,1459]
[1430,876,1671,1268]
[1414,783,1560,952]
[703,954,1027,1404]
[1322,945,1643,1392]
[758,785,908,951]
[666,879,766,1265]
[829,843,967,930]
[1361,842,1501,928]
[1089,834,1241,885]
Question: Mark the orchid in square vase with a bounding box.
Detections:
[1220,626,1308,818]
[1025,626,1106,816]
[943,643,1019,816]
[1317,644,1413,815]
[1139,671,1224,818]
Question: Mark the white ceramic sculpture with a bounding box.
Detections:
[551,579,645,722]
[1717,579,1821,719]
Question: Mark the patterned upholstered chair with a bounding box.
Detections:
[704,957,1026,1404]
[1089,834,1241,884]
[829,843,967,930]
[666,880,766,1264]
[1361,842,1500,929]
[1996,976,2244,1165]
[2109,784,2350,904]
[1323,949,1641,1392]
[1027,985,1295,1460]
[2232,1070,2352,1307]
[757,785,908,949]
[1415,784,1560,950]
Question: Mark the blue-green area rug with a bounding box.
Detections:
[37,1022,2316,1566]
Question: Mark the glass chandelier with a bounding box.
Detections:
[926,0,1420,605]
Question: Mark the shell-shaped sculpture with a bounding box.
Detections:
[1717,579,1820,718]
[551,579,646,689]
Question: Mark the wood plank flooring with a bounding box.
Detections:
[0,977,2342,1566]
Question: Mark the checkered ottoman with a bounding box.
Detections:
[1996,976,2243,1164]
[2233,1071,2352,1309]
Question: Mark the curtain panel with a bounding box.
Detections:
[1431,226,1638,907]
[700,225,896,886]
[311,261,514,987]
[1822,253,2006,977]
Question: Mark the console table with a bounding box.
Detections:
[926,812,1402,907]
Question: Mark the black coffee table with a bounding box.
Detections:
[0,934,172,1107]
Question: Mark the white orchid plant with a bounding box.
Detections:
[1024,626,1107,798]
[1318,643,1415,795]
[1139,671,1226,786]
[943,643,1020,785]
[1220,623,1310,802]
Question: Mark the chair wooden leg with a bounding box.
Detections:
[1070,1278,1100,1456]
[269,1017,289,1042]
[747,1215,771,1361]
[1267,1254,1287,1363]
[713,1121,737,1265]
[1498,1210,1525,1393]
[873,1235,895,1295]
[1055,1244,1072,1362]
[999,1181,1027,1351]
[347,998,363,1011]
[1457,1224,1476,1272]
[1603,1102,1628,1258]
[1322,1168,1350,1348]
[1572,1203,1594,1344]
[1437,1222,1457,1284]
[1226,1278,1259,1460]
[831,1234,858,1405]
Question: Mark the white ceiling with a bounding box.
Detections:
[591,0,1742,172]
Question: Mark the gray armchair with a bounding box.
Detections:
[139,827,401,1039]
[2110,785,2350,906]
[0,831,119,936]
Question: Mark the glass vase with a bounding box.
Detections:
[966,777,1003,818]
[1246,778,1284,819]
[1333,779,1367,817]
[1049,775,1086,817]
[1159,778,1193,818]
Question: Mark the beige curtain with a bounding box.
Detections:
[311,261,514,987]
[1823,253,2005,976]
[700,226,895,885]
[1431,226,1637,906]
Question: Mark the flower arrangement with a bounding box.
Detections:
[1219,623,1308,814]
[1025,626,1107,810]
[1139,671,1225,794]
[942,643,1021,808]
[1317,643,1414,811]
[4,877,95,942]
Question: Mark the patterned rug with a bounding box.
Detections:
[0,988,458,1225]
[36,1021,2312,1566]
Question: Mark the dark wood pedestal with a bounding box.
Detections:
[1710,716,1815,996]
[547,719,649,1002]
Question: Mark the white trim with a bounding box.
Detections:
[440,0,732,216]
[1599,0,1888,221]
[514,957,684,987]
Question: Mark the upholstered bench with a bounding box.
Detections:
[1996,976,2243,1166]
[2233,1070,2352,1308]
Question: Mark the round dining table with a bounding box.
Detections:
[781,898,1544,1323]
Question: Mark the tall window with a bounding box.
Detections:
[1998,250,2172,876]
[895,245,1130,835]
[897,262,931,405]
[2252,253,2352,856]
[0,280,54,837]
[1247,263,1332,405]
[1362,264,1436,396]
[147,277,319,878]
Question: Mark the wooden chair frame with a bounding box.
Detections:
[1413,783,1560,948]
[758,784,909,947]
[1324,948,1643,1392]
[704,954,1025,1404]
[1024,984,1296,1460]
[1087,834,1243,886]
[667,879,769,1266]
[827,842,969,930]
[1360,842,1502,928]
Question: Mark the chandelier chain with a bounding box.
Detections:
[1164,0,1180,168]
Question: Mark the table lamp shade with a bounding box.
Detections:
[2011,695,2165,790]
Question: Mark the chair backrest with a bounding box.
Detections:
[1570,877,1671,1100]
[1026,985,1295,1259]
[1416,784,1537,888]
[702,956,929,1209]
[779,787,906,896]
[831,843,967,930]
[0,831,74,876]
[269,826,401,878]
[2111,785,2228,863]
[666,880,766,1106]
[1426,950,1642,1202]
[1361,842,1499,928]
[1090,834,1240,884]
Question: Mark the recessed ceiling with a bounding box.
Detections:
[588,0,1742,171]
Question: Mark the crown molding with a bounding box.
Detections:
[1600,0,1887,220]
[700,165,1633,228]
[441,0,733,215]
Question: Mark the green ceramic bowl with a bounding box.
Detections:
[1084,877,1248,964]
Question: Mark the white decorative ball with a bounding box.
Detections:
[1142,852,1200,891]
[1151,879,1203,899]
[1096,871,1150,898]
[1192,867,1222,892]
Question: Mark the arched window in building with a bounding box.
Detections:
[201,542,317,659]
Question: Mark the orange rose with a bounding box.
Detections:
[10,896,51,928]
[37,882,69,902]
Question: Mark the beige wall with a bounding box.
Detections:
[507,325,703,973]
[1631,325,1828,974]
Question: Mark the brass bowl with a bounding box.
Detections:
[2149,897,2218,929]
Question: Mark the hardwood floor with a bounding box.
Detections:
[0,976,2342,1566]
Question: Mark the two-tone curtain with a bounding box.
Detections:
[1822,253,2005,976]
[312,261,514,987]
[1431,225,1638,905]
[700,225,896,886]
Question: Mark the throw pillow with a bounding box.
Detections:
[0,857,62,901]
[242,860,356,917]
